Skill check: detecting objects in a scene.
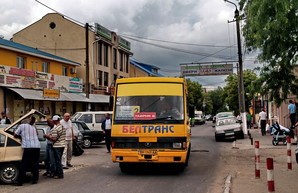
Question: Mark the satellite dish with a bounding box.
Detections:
[0,35,4,39]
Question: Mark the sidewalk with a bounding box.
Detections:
[230,129,298,193]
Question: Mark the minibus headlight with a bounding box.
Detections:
[173,142,182,148]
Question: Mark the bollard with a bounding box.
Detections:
[255,141,260,178]
[267,158,275,193]
[251,137,253,145]
[286,136,292,170]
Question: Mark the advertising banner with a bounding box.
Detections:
[181,64,233,76]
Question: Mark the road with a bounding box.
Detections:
[1,122,231,193]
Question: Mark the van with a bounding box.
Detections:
[194,111,205,125]
[71,111,112,131]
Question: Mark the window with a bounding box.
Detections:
[42,62,49,73]
[125,55,129,73]
[17,56,25,68]
[98,70,103,86]
[62,66,68,76]
[97,42,102,65]
[95,114,105,123]
[104,44,109,67]
[0,134,5,147]
[119,52,123,71]
[113,48,117,69]
[104,72,109,86]
[78,114,93,123]
[113,74,118,82]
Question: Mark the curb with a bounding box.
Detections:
[223,174,232,193]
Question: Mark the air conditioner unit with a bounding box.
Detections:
[70,68,77,74]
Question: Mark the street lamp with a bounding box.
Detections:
[224,0,247,134]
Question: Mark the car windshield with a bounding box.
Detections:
[114,95,184,123]
[71,113,82,121]
[216,117,237,126]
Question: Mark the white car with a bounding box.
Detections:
[214,116,244,141]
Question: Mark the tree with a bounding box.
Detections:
[239,0,298,105]
[206,87,227,115]
[224,70,257,115]
[186,79,203,115]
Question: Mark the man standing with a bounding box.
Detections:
[102,113,112,153]
[1,111,11,124]
[43,118,55,177]
[258,108,267,136]
[44,115,66,179]
[14,117,40,186]
[246,112,252,129]
[60,113,74,168]
[288,100,296,128]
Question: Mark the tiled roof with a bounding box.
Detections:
[0,38,80,66]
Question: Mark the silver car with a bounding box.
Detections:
[214,116,244,141]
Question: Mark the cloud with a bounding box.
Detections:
[0,0,259,86]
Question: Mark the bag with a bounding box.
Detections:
[73,140,84,156]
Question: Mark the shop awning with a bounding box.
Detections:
[7,88,110,103]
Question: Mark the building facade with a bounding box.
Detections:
[0,38,109,121]
[12,13,132,96]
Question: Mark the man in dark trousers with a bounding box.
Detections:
[102,113,112,153]
[14,117,40,186]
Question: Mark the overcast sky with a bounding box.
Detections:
[0,0,258,87]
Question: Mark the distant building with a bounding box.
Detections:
[0,38,109,121]
[130,60,163,77]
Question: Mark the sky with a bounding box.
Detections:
[0,0,259,87]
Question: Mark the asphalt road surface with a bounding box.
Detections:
[2,122,229,193]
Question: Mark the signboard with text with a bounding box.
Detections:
[0,65,83,93]
[95,23,112,40]
[181,64,233,76]
[43,89,60,98]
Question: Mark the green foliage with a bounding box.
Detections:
[205,87,227,115]
[224,70,257,114]
[239,0,298,105]
[186,79,203,111]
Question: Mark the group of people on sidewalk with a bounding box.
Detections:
[12,113,74,186]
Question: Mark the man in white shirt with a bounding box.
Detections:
[258,108,267,136]
[60,113,74,168]
[101,113,112,153]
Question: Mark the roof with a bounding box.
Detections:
[0,38,80,66]
[130,59,163,77]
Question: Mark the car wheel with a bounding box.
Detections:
[83,138,92,148]
[0,163,19,184]
[119,163,129,173]
[215,135,220,142]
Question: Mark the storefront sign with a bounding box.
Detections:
[43,89,60,98]
[118,36,131,51]
[95,23,112,40]
[181,64,233,76]
[0,65,83,93]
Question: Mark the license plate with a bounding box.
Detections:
[139,150,157,155]
[225,132,234,136]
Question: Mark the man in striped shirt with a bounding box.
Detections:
[14,116,40,186]
[44,115,66,179]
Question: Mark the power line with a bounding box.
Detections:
[121,33,236,48]
[124,36,236,60]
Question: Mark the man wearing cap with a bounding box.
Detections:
[44,115,66,179]
[60,113,74,168]
[14,116,40,186]
[1,112,11,124]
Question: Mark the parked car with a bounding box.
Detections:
[0,109,46,184]
[213,116,244,141]
[194,111,205,125]
[72,121,105,148]
[205,114,213,121]
[71,111,112,131]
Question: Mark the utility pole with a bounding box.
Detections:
[225,0,247,134]
[85,23,90,99]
